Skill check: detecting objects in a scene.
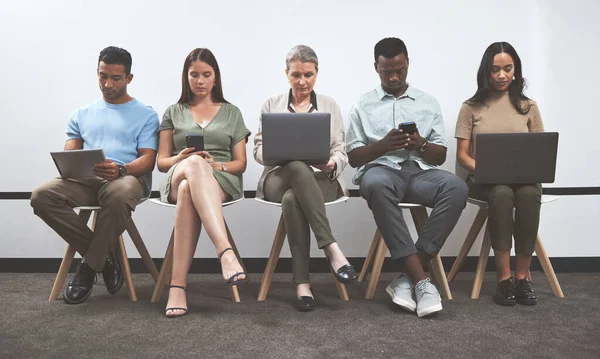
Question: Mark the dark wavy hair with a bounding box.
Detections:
[178,48,228,104]
[98,46,132,75]
[466,42,531,114]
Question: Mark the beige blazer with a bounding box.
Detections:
[253,91,349,199]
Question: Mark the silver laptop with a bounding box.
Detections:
[475,132,558,184]
[50,149,106,178]
[261,113,330,166]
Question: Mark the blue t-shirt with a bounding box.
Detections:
[66,98,160,195]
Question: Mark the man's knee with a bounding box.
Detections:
[30,182,59,213]
[99,178,141,211]
[359,167,396,200]
[443,174,468,205]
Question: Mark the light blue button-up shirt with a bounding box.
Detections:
[346,85,448,185]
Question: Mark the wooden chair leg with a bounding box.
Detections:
[365,234,387,299]
[126,218,159,282]
[431,255,452,300]
[358,228,380,282]
[49,245,77,301]
[225,220,246,274]
[49,209,94,302]
[151,230,174,303]
[257,215,287,301]
[330,267,349,301]
[448,209,488,282]
[471,224,491,299]
[118,235,136,302]
[224,220,243,302]
[534,235,564,298]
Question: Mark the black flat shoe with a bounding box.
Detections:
[102,250,124,295]
[64,262,96,304]
[494,278,517,306]
[294,296,316,312]
[329,261,358,284]
[515,278,538,305]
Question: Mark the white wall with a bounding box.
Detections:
[0,0,598,259]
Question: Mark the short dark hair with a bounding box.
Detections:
[374,37,409,62]
[178,48,228,105]
[98,46,132,75]
[466,41,531,114]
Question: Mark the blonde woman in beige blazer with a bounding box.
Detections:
[253,45,356,312]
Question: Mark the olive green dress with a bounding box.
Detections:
[159,102,250,203]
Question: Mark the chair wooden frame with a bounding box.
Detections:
[149,198,246,303]
[358,204,453,300]
[447,196,564,299]
[49,205,159,302]
[255,196,351,302]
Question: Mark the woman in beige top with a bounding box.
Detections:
[254,45,356,311]
[157,48,250,318]
[455,42,544,307]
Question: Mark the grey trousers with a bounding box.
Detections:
[30,176,144,272]
[467,176,541,255]
[264,161,342,284]
[360,162,468,259]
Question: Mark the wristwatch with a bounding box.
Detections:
[419,140,429,153]
[117,165,127,177]
[220,162,227,172]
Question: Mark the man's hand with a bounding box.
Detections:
[403,128,426,151]
[313,159,336,173]
[93,159,120,181]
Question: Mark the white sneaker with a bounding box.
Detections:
[415,277,443,318]
[385,273,416,312]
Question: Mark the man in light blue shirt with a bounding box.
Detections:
[347,38,467,318]
[31,47,159,305]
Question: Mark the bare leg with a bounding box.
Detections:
[166,179,202,317]
[494,249,512,281]
[296,283,313,298]
[402,254,427,285]
[515,254,533,280]
[169,156,245,282]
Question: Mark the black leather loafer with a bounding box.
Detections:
[515,278,537,305]
[64,262,96,304]
[494,278,517,306]
[329,262,358,284]
[102,250,124,295]
[294,296,316,312]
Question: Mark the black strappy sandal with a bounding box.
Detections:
[218,248,247,286]
[165,285,188,318]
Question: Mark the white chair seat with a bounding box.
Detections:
[149,197,244,209]
[254,196,349,207]
[468,194,559,208]
[398,202,424,208]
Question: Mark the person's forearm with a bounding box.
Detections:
[125,154,156,177]
[215,159,246,174]
[458,154,476,173]
[157,155,179,173]
[420,143,446,166]
[348,142,387,168]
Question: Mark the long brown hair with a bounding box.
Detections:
[178,48,228,104]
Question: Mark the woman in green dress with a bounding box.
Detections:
[157,48,250,318]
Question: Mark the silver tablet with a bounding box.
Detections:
[50,149,106,178]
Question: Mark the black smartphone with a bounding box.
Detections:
[185,134,205,153]
[398,121,417,135]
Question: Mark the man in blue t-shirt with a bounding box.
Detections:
[31,47,159,304]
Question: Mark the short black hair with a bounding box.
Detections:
[98,46,132,75]
[374,37,408,62]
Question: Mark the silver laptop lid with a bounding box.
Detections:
[261,112,330,166]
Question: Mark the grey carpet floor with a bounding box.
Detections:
[1,272,598,359]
